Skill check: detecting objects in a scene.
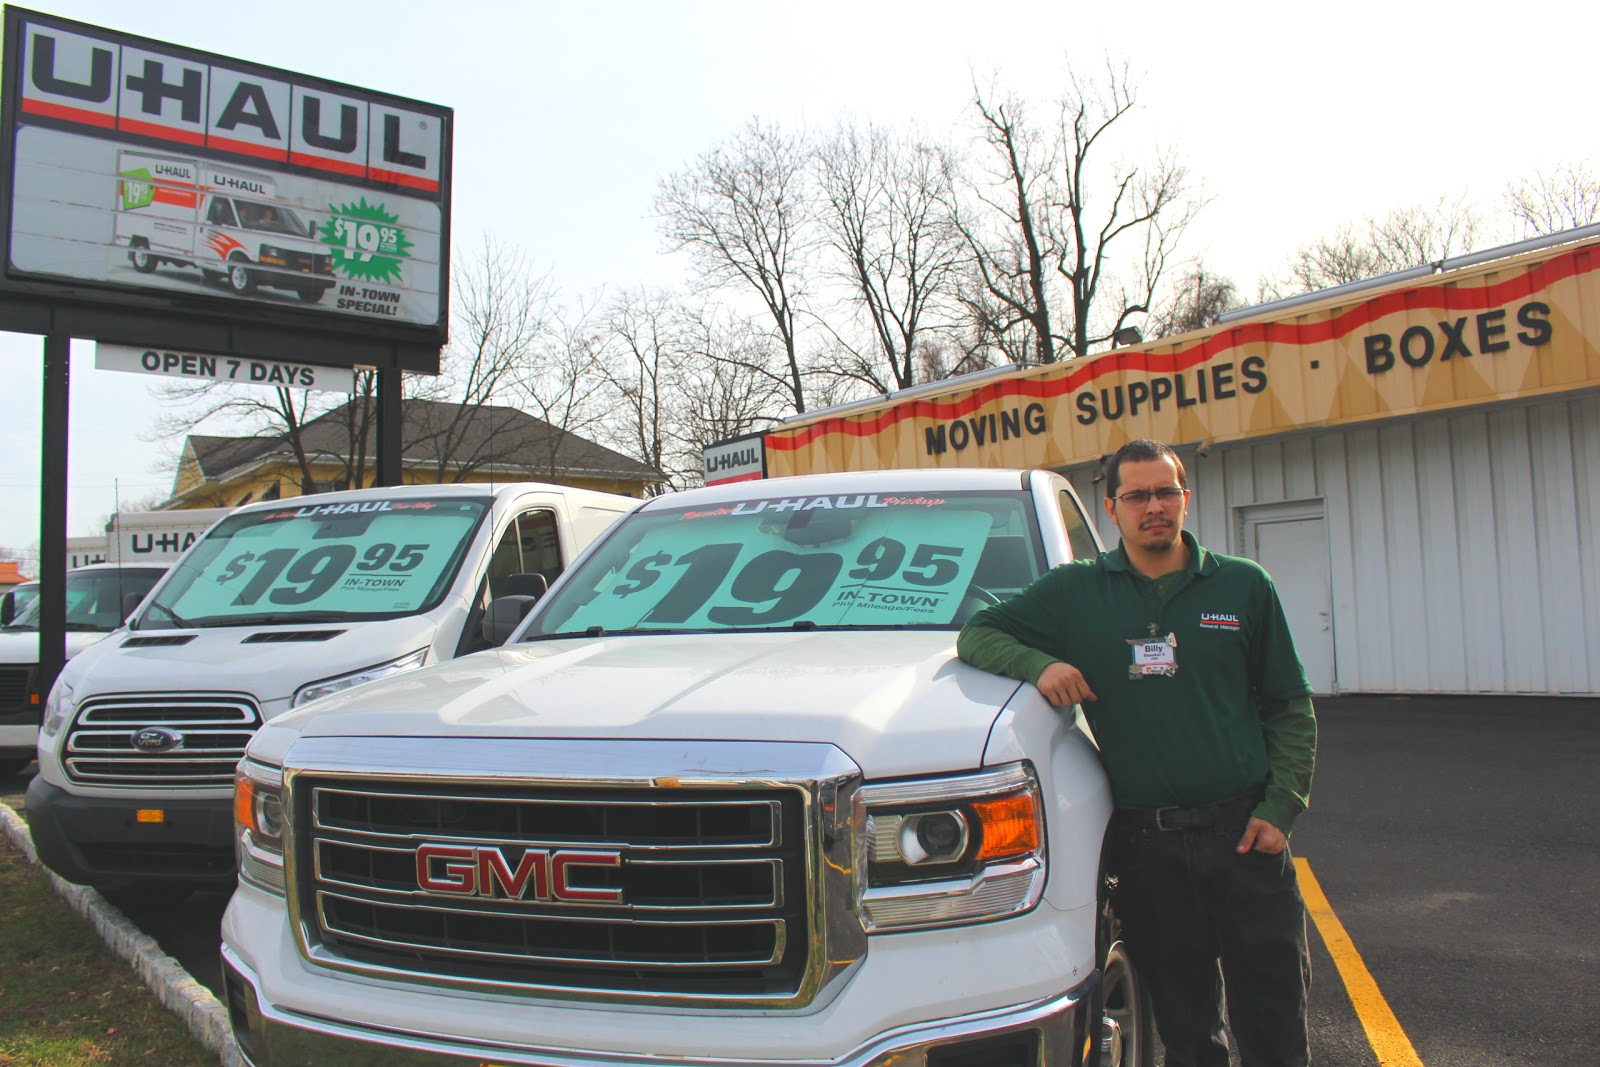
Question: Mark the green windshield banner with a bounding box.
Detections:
[158,499,484,623]
[558,499,993,632]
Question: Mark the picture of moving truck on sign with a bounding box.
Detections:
[113,151,335,303]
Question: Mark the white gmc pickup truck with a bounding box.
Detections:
[219,469,1153,1067]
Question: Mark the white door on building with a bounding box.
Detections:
[1241,504,1335,695]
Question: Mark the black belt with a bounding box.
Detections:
[1114,788,1265,832]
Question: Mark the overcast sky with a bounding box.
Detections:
[1,0,1592,560]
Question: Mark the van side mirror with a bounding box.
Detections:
[0,593,13,626]
[482,595,539,646]
[121,591,145,623]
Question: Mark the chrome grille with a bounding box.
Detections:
[299,780,811,998]
[63,693,261,785]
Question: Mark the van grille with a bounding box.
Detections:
[63,693,261,785]
[0,667,32,710]
[298,779,812,998]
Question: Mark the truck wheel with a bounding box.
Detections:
[1100,937,1155,1067]
[227,255,256,294]
[128,238,156,274]
[296,283,327,303]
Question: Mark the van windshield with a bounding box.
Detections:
[235,200,307,236]
[135,497,490,629]
[7,569,166,632]
[525,490,1045,637]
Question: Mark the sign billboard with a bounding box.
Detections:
[0,7,452,370]
[95,342,357,392]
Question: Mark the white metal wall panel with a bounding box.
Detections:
[1061,392,1600,694]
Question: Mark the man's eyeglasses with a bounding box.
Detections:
[1115,487,1189,507]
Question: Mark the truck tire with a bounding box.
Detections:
[227,254,256,294]
[128,238,156,273]
[1100,936,1155,1067]
[296,283,328,303]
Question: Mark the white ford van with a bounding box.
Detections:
[28,482,639,893]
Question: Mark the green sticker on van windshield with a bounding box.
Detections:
[556,504,992,632]
[150,499,486,625]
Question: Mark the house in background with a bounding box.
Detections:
[164,398,664,508]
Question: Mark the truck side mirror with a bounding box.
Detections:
[120,592,145,623]
[482,595,539,646]
[0,593,13,627]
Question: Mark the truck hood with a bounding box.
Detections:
[58,615,442,709]
[284,632,1026,780]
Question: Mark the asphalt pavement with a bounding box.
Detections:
[5,693,1598,1066]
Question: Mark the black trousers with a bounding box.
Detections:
[1110,816,1311,1067]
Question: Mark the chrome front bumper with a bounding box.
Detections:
[221,945,1093,1067]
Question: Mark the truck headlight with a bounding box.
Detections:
[235,757,286,895]
[40,679,76,738]
[857,761,1045,932]
[292,647,427,706]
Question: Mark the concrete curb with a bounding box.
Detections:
[0,800,241,1067]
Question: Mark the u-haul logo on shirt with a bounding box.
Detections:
[1199,613,1241,630]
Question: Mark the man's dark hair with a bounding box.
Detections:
[1104,439,1187,500]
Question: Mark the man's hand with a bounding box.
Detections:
[1236,817,1288,855]
[1035,661,1096,707]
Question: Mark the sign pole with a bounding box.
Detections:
[377,366,402,487]
[38,331,69,704]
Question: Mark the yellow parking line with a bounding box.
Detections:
[1296,857,1424,1067]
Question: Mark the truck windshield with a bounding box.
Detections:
[7,569,165,632]
[527,490,1046,636]
[134,497,490,629]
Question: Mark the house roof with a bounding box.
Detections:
[183,399,662,486]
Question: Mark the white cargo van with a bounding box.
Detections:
[28,482,639,893]
[0,564,170,777]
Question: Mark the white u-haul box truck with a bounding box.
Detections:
[113,151,336,302]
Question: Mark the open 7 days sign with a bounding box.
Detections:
[0,7,451,340]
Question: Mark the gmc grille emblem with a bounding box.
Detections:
[415,844,623,904]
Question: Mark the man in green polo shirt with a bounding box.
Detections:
[958,439,1316,1067]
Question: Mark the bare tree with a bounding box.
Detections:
[1149,263,1243,337]
[408,238,557,483]
[813,120,965,392]
[1272,195,1481,295]
[955,61,1201,364]
[514,294,615,480]
[149,377,334,495]
[951,91,1057,364]
[656,118,816,413]
[1506,161,1600,237]
[600,288,681,484]
[671,308,791,487]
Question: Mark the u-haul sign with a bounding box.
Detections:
[0,7,452,342]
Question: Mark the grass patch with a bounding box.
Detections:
[0,833,216,1066]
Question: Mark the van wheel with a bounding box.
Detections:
[227,255,256,294]
[296,283,327,303]
[128,238,156,273]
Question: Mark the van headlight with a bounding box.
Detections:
[235,758,286,895]
[292,648,427,706]
[857,762,1045,932]
[41,679,76,737]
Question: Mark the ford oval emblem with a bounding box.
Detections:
[131,727,183,753]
